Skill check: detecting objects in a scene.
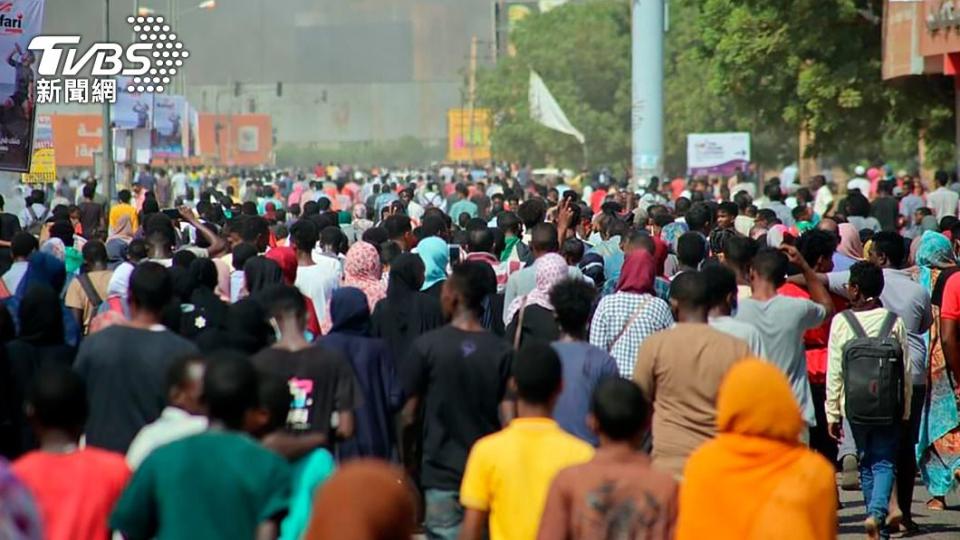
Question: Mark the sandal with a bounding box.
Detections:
[926,497,946,511]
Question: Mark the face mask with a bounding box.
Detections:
[587,231,602,245]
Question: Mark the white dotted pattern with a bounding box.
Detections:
[124,14,189,94]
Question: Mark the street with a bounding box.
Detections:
[838,481,960,538]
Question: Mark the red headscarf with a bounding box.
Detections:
[616,250,656,294]
[265,246,298,285]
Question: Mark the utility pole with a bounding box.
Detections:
[631,0,664,188]
[468,34,478,164]
[103,0,115,203]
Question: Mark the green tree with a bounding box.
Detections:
[476,0,631,169]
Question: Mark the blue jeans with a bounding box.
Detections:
[424,489,463,540]
[850,422,900,524]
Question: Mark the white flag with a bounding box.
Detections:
[528,71,585,144]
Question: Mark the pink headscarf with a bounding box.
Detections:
[504,253,568,324]
[342,241,387,311]
[838,223,864,260]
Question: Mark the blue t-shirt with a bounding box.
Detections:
[550,341,619,446]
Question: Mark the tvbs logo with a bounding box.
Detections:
[27,15,188,93]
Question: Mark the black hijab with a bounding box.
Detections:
[370,253,444,366]
[17,285,65,346]
[244,256,283,296]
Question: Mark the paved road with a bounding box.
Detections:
[838,480,960,538]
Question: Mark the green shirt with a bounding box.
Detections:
[111,430,291,540]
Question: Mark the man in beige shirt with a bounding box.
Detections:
[633,271,752,478]
[65,241,113,334]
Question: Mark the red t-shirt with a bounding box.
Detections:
[13,448,131,540]
[590,189,607,213]
[940,272,960,320]
[777,283,848,384]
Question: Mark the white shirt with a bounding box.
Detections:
[296,257,341,324]
[125,407,208,470]
[2,261,28,294]
[846,178,871,197]
[814,185,833,216]
[927,187,959,220]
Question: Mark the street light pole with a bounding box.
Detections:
[103,0,115,203]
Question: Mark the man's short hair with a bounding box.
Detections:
[82,183,96,199]
[421,214,448,238]
[128,262,172,314]
[668,270,710,309]
[467,226,495,254]
[675,197,691,215]
[264,284,307,321]
[685,203,712,231]
[118,189,131,203]
[384,215,412,240]
[935,170,949,186]
[701,262,737,308]
[797,230,837,268]
[751,248,788,287]
[361,226,389,248]
[869,231,905,268]
[202,350,261,430]
[27,366,87,431]
[517,199,547,229]
[11,232,37,258]
[82,240,108,266]
[718,201,738,217]
[530,222,559,253]
[549,279,596,335]
[677,232,706,268]
[447,261,491,317]
[590,378,648,441]
[290,219,317,253]
[764,183,782,201]
[241,216,269,244]
[561,237,586,263]
[756,208,778,225]
[513,342,562,405]
[733,191,752,211]
[849,261,885,299]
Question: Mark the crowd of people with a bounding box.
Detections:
[0,160,958,540]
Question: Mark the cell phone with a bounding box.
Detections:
[448,244,462,263]
[161,208,181,220]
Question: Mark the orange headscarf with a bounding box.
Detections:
[305,460,416,540]
[676,359,837,540]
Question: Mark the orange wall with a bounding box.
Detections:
[49,113,273,168]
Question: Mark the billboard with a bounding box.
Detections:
[447,108,491,162]
[112,78,154,130]
[152,94,185,158]
[0,0,45,172]
[21,112,53,182]
[50,114,101,167]
[686,132,750,176]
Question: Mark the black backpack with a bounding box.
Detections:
[840,310,904,425]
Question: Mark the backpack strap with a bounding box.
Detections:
[512,298,528,350]
[76,273,103,308]
[877,311,899,340]
[840,310,868,339]
[932,267,960,307]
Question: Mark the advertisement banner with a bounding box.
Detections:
[0,0,45,172]
[447,108,491,162]
[112,77,154,129]
[20,111,53,182]
[686,132,750,176]
[50,113,101,167]
[152,94,184,158]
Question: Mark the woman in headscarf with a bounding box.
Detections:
[834,222,863,271]
[505,253,566,349]
[913,231,960,510]
[660,221,689,278]
[370,253,444,372]
[244,256,284,297]
[589,250,674,379]
[1,285,77,457]
[342,241,387,311]
[306,459,416,540]
[909,215,941,266]
[321,287,403,461]
[178,258,229,340]
[352,203,374,234]
[676,359,836,540]
[417,236,449,299]
[4,251,80,347]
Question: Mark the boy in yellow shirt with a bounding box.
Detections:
[459,342,594,540]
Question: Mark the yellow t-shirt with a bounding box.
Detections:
[460,418,594,540]
[108,203,138,233]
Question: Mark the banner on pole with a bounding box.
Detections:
[686,132,751,176]
[152,94,184,158]
[112,77,154,130]
[447,108,491,162]
[20,112,54,182]
[0,0,46,172]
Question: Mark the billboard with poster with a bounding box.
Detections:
[686,132,751,176]
[112,77,154,130]
[152,94,185,158]
[0,0,45,172]
[20,112,53,182]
